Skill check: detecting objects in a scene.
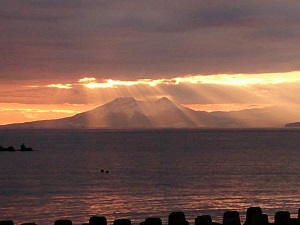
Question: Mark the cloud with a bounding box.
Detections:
[45,72,300,90]
[47,84,72,89]
[0,102,90,125]
[1,1,300,81]
[1,72,299,108]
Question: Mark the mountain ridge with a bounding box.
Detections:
[1,97,299,129]
[1,97,201,129]
[284,122,300,128]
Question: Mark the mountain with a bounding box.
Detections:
[1,97,209,129]
[2,97,299,129]
[284,122,300,128]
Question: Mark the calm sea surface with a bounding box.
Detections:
[0,129,299,224]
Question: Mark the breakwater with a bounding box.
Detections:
[1,207,299,225]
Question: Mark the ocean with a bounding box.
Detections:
[0,129,299,224]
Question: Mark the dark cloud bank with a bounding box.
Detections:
[1,0,300,81]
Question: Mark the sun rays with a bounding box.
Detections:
[43,71,300,90]
[1,71,300,125]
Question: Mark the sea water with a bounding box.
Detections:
[0,129,299,224]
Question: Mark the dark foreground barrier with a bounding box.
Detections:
[223,210,240,225]
[1,207,299,225]
[54,220,73,225]
[20,223,38,225]
[168,212,187,225]
[251,214,269,225]
[89,216,107,225]
[144,217,163,225]
[0,221,14,225]
[244,207,263,225]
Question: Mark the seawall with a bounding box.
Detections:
[0,207,299,225]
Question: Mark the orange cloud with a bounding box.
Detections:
[45,71,300,90]
[0,103,94,125]
[47,84,72,89]
[2,71,300,125]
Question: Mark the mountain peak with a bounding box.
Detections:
[107,97,172,105]
[2,97,299,128]
[155,97,178,109]
[157,97,172,102]
[105,97,138,108]
[112,97,136,103]
[1,97,200,128]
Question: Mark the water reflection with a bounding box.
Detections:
[0,129,299,224]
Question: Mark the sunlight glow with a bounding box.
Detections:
[44,72,300,90]
[81,79,138,89]
[78,77,168,89]
[47,84,72,89]
[160,71,298,86]
[3,71,300,126]
[0,103,94,125]
[174,72,300,86]
[78,77,96,83]
[136,78,168,86]
[0,107,79,116]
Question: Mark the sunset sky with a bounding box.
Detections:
[1,1,300,125]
